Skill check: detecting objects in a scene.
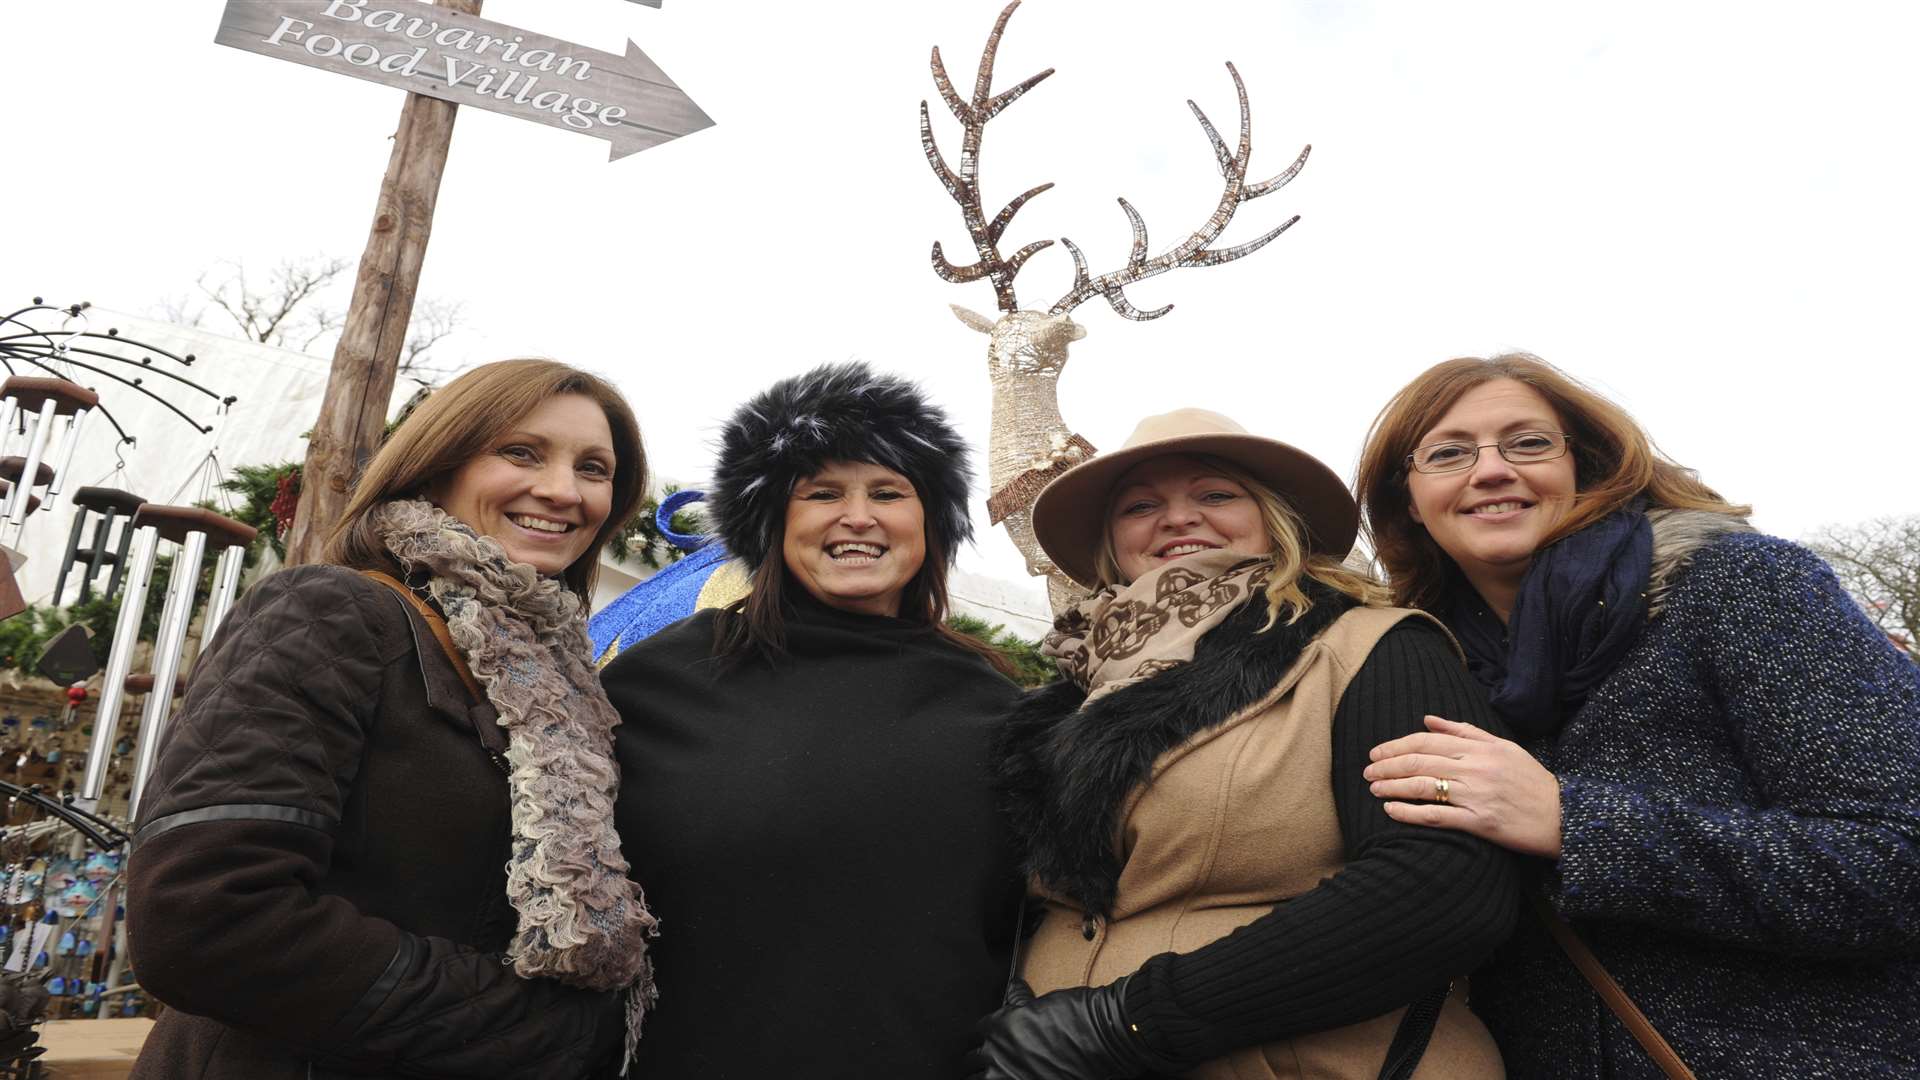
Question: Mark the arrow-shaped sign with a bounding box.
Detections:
[215,0,711,160]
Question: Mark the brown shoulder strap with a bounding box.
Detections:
[1534,897,1697,1080]
[360,570,486,704]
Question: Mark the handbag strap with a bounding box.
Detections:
[1376,980,1450,1080]
[1533,896,1697,1080]
[360,570,485,703]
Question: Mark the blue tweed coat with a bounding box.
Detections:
[1467,525,1920,1078]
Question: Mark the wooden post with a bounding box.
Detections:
[282,0,482,565]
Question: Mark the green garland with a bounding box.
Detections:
[946,613,1059,688]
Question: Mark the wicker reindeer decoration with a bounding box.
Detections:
[923,1,1311,610]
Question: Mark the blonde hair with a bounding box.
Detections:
[1355,353,1746,611]
[1094,454,1388,629]
[325,358,646,600]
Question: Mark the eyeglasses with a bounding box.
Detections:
[1405,431,1573,474]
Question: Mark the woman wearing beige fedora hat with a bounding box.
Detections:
[967,408,1515,1080]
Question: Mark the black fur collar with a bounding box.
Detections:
[992,582,1354,916]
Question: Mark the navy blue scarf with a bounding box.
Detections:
[1445,503,1652,739]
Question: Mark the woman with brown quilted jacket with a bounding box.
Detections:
[125,359,654,1079]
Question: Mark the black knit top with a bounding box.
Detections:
[1121,622,1517,1066]
[604,599,1025,1079]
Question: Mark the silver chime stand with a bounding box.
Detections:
[78,505,257,819]
[0,376,100,550]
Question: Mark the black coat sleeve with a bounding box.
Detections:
[1121,621,1518,1065]
[126,566,622,1078]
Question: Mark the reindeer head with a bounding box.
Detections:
[924,0,1309,611]
[951,305,1085,377]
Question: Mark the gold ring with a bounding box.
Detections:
[1433,778,1451,805]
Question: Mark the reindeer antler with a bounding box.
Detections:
[922,1,1057,313]
[1050,63,1310,320]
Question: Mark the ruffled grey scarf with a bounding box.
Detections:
[373,498,657,1061]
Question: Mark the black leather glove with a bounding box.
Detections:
[964,977,1181,1080]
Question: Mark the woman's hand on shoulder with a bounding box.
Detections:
[1365,715,1564,858]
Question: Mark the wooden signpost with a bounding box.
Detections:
[214,0,712,565]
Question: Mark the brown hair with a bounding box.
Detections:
[325,358,647,600]
[715,506,1016,678]
[1091,454,1388,627]
[1354,352,1745,611]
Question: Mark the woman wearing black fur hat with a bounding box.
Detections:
[968,408,1515,1080]
[603,361,1025,1078]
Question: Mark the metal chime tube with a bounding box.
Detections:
[128,530,209,818]
[5,398,58,525]
[0,397,17,460]
[79,524,161,803]
[79,510,119,603]
[101,921,131,1018]
[201,544,246,643]
[88,880,121,1021]
[53,511,91,606]
[46,407,89,498]
[104,511,135,599]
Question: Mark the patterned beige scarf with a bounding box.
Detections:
[1042,549,1272,704]
[372,499,657,1068]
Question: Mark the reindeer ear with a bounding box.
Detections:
[950,305,998,335]
[1046,312,1087,342]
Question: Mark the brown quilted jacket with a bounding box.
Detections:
[125,564,623,1079]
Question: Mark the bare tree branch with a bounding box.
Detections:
[151,256,465,386]
[183,255,351,348]
[155,290,205,328]
[1807,515,1920,661]
[252,256,348,343]
[400,297,463,375]
[297,306,344,352]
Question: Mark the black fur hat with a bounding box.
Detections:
[709,361,975,572]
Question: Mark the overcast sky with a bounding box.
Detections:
[8,0,1917,591]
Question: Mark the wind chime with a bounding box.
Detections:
[0,298,254,1024]
[85,503,255,819]
[922,1,1312,611]
[0,379,98,538]
[0,376,100,625]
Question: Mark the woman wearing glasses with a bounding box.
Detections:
[1354,354,1920,1078]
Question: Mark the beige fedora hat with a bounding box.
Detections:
[1031,408,1359,588]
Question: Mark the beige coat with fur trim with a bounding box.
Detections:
[1021,606,1504,1080]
